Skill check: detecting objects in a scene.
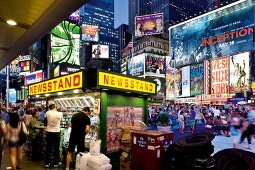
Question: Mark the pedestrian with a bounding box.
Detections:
[1,107,10,124]
[239,114,252,150]
[44,104,63,168]
[178,111,185,133]
[6,111,28,170]
[230,117,241,148]
[188,107,196,133]
[66,107,91,170]
[0,115,7,167]
[29,109,45,160]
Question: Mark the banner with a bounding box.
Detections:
[171,0,255,67]
[229,52,250,92]
[9,89,17,103]
[210,57,229,94]
[190,63,204,96]
[51,20,80,65]
[127,54,145,76]
[92,45,109,59]
[145,53,165,78]
[135,13,164,37]
[181,66,190,97]
[82,24,99,42]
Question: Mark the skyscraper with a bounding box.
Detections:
[129,0,207,35]
[80,0,120,72]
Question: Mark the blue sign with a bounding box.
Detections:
[171,0,255,68]
[9,89,17,103]
[190,63,204,96]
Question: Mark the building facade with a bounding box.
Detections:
[80,0,120,72]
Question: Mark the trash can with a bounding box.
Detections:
[131,130,173,170]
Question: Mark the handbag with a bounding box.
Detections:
[19,122,27,144]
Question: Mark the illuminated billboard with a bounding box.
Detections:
[127,54,145,76]
[51,20,80,65]
[82,24,99,42]
[135,13,163,37]
[145,53,165,78]
[92,45,109,59]
[170,0,255,68]
[166,56,180,100]
[229,52,250,92]
[181,66,190,97]
[210,57,229,94]
[190,63,204,96]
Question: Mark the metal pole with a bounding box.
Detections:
[6,65,10,108]
[169,28,176,101]
[131,33,134,76]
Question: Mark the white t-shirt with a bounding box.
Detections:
[45,110,63,132]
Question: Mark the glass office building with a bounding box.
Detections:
[80,0,120,72]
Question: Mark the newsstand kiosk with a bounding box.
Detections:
[28,69,159,168]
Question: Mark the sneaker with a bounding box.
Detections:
[44,164,50,168]
[54,162,62,167]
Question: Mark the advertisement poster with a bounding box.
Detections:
[107,106,143,152]
[190,63,204,96]
[135,13,163,37]
[25,70,44,85]
[145,53,165,78]
[171,0,255,67]
[19,60,30,73]
[210,57,229,94]
[127,54,145,76]
[181,66,190,97]
[229,52,250,92]
[92,45,109,59]
[51,20,80,65]
[148,77,166,100]
[165,56,181,100]
[81,24,99,42]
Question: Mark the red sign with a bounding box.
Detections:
[210,57,229,94]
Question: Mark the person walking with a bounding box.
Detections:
[44,104,63,168]
[65,107,91,170]
[6,111,28,170]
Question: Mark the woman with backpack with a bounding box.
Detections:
[7,111,28,170]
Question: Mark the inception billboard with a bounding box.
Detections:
[170,0,255,68]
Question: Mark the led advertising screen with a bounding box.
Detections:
[127,54,145,76]
[166,56,181,100]
[190,63,204,96]
[229,52,250,92]
[171,0,255,68]
[82,24,99,42]
[145,53,165,78]
[181,66,190,97]
[92,45,109,59]
[135,13,163,37]
[210,57,229,94]
[51,20,80,65]
[9,88,17,103]
[68,9,80,23]
[151,77,166,100]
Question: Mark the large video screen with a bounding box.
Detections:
[145,53,165,78]
[127,54,145,76]
[68,9,80,23]
[92,45,109,59]
[135,13,163,37]
[229,52,250,92]
[82,24,99,42]
[171,0,255,68]
[51,20,80,65]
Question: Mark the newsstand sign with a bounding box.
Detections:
[28,71,83,95]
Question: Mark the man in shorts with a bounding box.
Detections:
[65,107,91,170]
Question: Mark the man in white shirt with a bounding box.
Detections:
[44,104,63,168]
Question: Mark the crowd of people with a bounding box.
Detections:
[149,103,255,150]
[0,103,91,170]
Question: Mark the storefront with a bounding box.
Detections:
[28,69,156,154]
